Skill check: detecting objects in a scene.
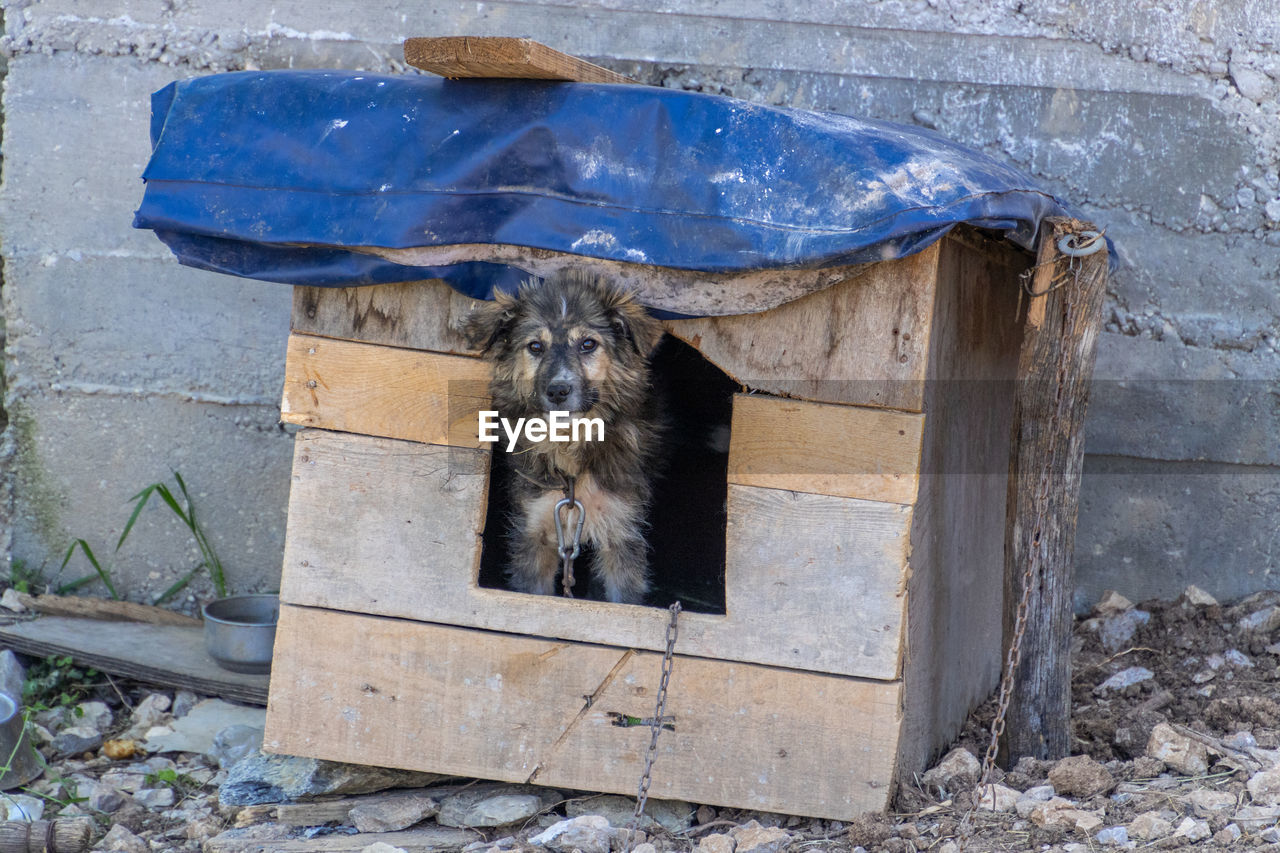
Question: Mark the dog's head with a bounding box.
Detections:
[462,271,663,417]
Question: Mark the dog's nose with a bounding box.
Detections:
[546,382,572,405]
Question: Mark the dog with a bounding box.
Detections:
[462,270,665,605]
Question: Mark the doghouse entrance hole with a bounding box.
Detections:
[476,334,734,614]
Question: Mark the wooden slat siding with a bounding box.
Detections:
[278,429,911,680]
[727,393,924,505]
[280,334,491,448]
[264,605,903,820]
[292,279,482,357]
[404,37,638,85]
[664,242,941,411]
[896,230,1027,779]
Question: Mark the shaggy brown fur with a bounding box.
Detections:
[462,271,665,604]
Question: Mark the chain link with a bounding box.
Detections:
[630,602,681,835]
[554,476,584,598]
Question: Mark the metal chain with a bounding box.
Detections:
[554,476,584,597]
[631,602,681,834]
[960,230,1088,842]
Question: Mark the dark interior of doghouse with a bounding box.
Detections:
[477,334,736,613]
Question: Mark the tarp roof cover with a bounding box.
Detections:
[134,70,1072,310]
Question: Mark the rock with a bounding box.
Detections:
[728,820,792,853]
[566,794,695,833]
[1173,816,1210,842]
[1230,57,1272,102]
[631,844,657,853]
[1014,785,1055,818]
[1127,811,1173,840]
[975,782,1020,812]
[1095,826,1128,846]
[172,689,200,718]
[921,747,981,793]
[145,698,266,755]
[134,786,176,808]
[1239,606,1280,634]
[205,824,293,850]
[218,751,447,806]
[361,844,410,853]
[209,724,266,769]
[86,780,128,813]
[74,700,113,733]
[350,792,439,832]
[1181,584,1218,606]
[1093,666,1154,694]
[51,725,103,756]
[0,589,26,612]
[1146,723,1209,776]
[1214,823,1242,845]
[1247,767,1280,805]
[99,823,149,853]
[1048,755,1115,798]
[1224,648,1253,668]
[1185,788,1236,816]
[529,815,614,853]
[0,793,44,821]
[437,785,559,828]
[0,651,25,705]
[1232,804,1280,830]
[1263,826,1280,844]
[102,739,141,761]
[696,833,735,853]
[1095,590,1134,614]
[1029,798,1104,833]
[1095,608,1151,653]
[124,692,172,738]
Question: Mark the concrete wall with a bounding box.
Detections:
[1,1,1277,609]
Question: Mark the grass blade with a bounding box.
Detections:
[59,540,120,600]
[117,484,158,551]
[151,564,203,606]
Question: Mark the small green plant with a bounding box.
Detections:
[7,559,41,595]
[121,472,228,601]
[21,655,99,713]
[144,766,200,797]
[57,540,121,600]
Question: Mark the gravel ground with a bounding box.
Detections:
[9,585,1280,852]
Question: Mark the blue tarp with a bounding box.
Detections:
[134,70,1078,312]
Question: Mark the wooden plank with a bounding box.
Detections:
[665,243,941,410]
[1004,219,1107,761]
[280,429,910,680]
[896,229,1026,777]
[339,246,866,324]
[727,394,924,504]
[404,37,638,85]
[291,280,480,357]
[16,593,201,628]
[264,605,903,820]
[0,617,268,705]
[280,334,491,448]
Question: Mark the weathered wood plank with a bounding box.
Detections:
[1003,219,1106,762]
[896,229,1026,775]
[727,394,923,504]
[264,605,903,820]
[280,335,491,448]
[15,593,201,628]
[279,429,910,680]
[404,36,638,84]
[0,617,268,705]
[291,279,481,357]
[664,243,941,410]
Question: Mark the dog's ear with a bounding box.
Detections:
[461,289,519,355]
[603,290,664,358]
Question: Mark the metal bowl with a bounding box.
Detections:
[0,693,42,789]
[202,594,280,675]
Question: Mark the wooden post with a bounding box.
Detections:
[1002,218,1107,761]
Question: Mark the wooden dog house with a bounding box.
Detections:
[131,39,1105,820]
[263,226,1031,819]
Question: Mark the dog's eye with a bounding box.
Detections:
[527,341,544,355]
[579,339,598,353]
